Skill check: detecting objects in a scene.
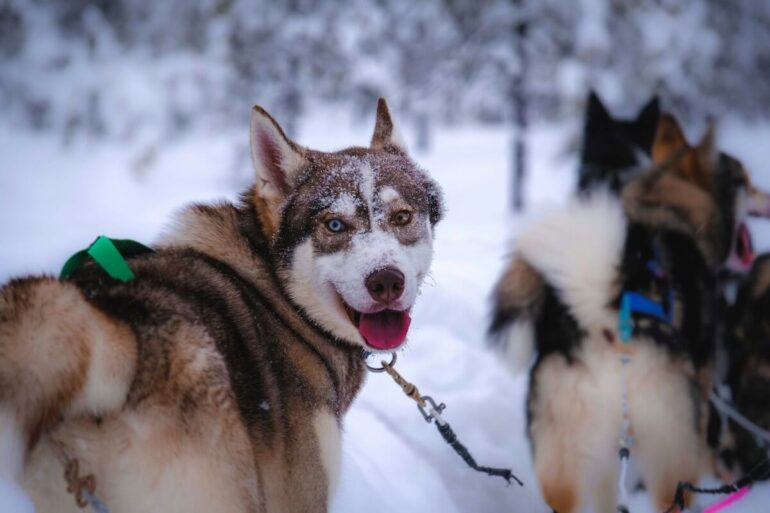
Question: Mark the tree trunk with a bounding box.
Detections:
[511,15,528,211]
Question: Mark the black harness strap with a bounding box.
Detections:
[661,458,770,513]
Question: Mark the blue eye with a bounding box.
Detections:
[325,219,346,233]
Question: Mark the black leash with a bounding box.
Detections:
[661,457,770,513]
[434,420,523,485]
[365,352,522,486]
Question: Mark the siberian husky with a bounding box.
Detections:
[719,255,770,477]
[490,112,770,512]
[0,98,444,513]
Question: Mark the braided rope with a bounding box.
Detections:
[377,357,521,485]
[381,360,426,408]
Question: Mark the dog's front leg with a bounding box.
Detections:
[0,278,137,505]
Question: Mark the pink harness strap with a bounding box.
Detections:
[703,486,750,513]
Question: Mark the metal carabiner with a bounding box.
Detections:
[417,395,446,424]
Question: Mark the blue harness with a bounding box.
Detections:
[618,256,674,343]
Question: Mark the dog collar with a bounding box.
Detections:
[60,236,153,282]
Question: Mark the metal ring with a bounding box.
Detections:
[364,351,397,373]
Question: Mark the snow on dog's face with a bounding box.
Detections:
[249,98,443,352]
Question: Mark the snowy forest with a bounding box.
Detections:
[3,1,770,512]
[2,0,770,143]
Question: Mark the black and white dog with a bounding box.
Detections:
[577,91,660,194]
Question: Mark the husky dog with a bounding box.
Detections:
[489,113,770,513]
[647,116,770,484]
[719,255,770,476]
[577,91,660,194]
[0,98,444,513]
[628,113,770,274]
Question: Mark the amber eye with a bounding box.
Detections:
[324,218,347,233]
[392,210,412,226]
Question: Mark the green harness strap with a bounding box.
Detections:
[60,236,154,282]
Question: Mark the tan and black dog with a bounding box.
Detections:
[719,255,770,476]
[489,113,770,513]
[0,98,444,513]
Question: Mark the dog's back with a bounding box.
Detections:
[0,209,359,513]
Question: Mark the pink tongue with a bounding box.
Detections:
[358,310,411,350]
[738,223,755,267]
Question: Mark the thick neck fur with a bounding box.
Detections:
[159,189,365,415]
[622,169,725,268]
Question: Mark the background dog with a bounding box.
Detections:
[631,113,770,478]
[577,91,660,194]
[632,113,770,274]
[489,113,769,513]
[0,98,444,513]
[719,255,770,477]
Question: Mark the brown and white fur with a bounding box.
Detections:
[489,113,770,513]
[719,254,770,476]
[0,98,444,513]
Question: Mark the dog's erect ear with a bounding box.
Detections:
[635,97,661,154]
[586,90,610,125]
[637,96,660,125]
[654,114,716,191]
[251,105,307,199]
[697,121,718,167]
[250,105,308,236]
[425,177,445,225]
[652,113,689,164]
[371,98,407,152]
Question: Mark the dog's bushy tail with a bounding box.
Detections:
[488,255,542,375]
[489,193,627,374]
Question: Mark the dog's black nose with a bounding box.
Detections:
[365,268,405,304]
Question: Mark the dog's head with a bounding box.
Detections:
[578,91,660,192]
[648,113,770,272]
[248,99,444,352]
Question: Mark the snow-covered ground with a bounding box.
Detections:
[1,109,770,512]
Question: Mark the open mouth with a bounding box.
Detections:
[344,304,412,351]
[735,222,755,268]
